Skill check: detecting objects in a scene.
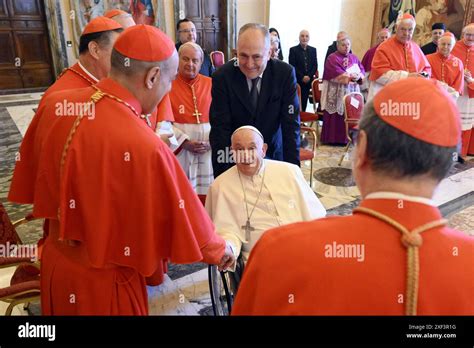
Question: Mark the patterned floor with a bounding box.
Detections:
[0,92,473,316]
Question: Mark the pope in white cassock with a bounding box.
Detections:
[205,126,326,266]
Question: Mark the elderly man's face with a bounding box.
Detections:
[178,45,202,80]
[463,26,474,46]
[237,29,271,80]
[337,39,351,55]
[438,36,454,57]
[377,31,390,44]
[396,20,415,44]
[178,21,197,44]
[432,29,445,44]
[231,129,267,176]
[299,31,310,47]
[111,14,136,29]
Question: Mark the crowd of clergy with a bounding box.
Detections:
[7,9,473,316]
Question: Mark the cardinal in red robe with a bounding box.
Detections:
[233,78,473,316]
[452,23,474,156]
[369,14,431,100]
[9,24,234,315]
[427,32,464,95]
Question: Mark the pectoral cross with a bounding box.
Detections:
[192,109,202,124]
[141,114,152,128]
[241,220,255,242]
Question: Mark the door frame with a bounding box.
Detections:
[173,0,237,60]
[43,0,68,76]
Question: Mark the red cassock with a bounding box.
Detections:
[426,52,464,94]
[232,198,473,315]
[43,62,173,130]
[452,40,474,97]
[370,37,431,81]
[169,75,212,124]
[451,40,474,155]
[8,78,225,315]
[43,63,96,99]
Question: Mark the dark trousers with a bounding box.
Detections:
[300,82,311,111]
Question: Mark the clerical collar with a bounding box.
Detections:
[365,192,435,206]
[178,74,200,86]
[78,61,99,83]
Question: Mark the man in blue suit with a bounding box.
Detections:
[289,30,318,111]
[210,23,300,177]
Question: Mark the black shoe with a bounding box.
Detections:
[457,155,465,164]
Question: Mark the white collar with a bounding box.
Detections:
[78,61,99,82]
[365,192,435,206]
[246,72,264,82]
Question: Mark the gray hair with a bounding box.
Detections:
[337,37,351,46]
[462,23,474,34]
[239,23,271,48]
[358,100,456,181]
[178,42,204,62]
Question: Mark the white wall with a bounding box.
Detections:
[269,0,342,73]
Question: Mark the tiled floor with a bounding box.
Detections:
[0,94,473,316]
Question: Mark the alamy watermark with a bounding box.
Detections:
[0,242,38,262]
[55,99,95,120]
[379,99,420,120]
[324,241,365,262]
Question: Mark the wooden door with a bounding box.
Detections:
[0,0,54,90]
[177,0,228,58]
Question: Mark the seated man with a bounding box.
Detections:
[205,126,326,265]
[232,79,473,315]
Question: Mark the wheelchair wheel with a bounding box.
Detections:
[208,256,244,316]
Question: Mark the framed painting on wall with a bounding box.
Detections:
[371,0,474,46]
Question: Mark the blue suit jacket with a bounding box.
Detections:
[210,58,300,177]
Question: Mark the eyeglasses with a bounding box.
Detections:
[179,28,196,34]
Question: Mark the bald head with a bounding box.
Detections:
[377,29,390,44]
[110,13,136,29]
[299,30,310,47]
[337,31,348,41]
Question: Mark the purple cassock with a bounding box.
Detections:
[361,44,379,73]
[321,51,365,145]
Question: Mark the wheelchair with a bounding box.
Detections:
[208,255,244,316]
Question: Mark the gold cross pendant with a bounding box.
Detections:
[193,110,202,124]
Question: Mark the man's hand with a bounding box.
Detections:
[218,244,236,271]
[465,70,473,84]
[182,140,211,154]
[350,73,360,82]
[159,133,173,146]
[302,75,311,84]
